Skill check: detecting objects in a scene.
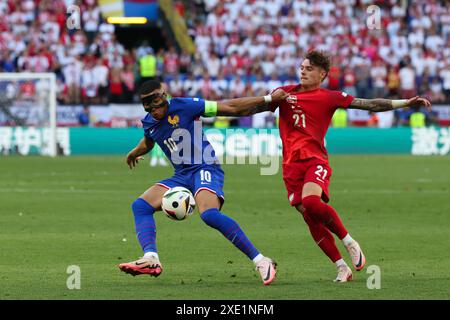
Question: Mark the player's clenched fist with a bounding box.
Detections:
[271,89,289,102]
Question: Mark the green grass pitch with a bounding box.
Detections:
[0,155,449,300]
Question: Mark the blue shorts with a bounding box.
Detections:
[156,165,225,205]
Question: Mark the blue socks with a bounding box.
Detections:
[132,199,260,261]
[200,208,260,260]
[132,198,157,253]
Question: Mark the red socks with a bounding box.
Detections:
[301,195,349,263]
[301,210,342,262]
[302,195,348,239]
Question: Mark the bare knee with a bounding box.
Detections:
[139,185,167,210]
[195,190,220,214]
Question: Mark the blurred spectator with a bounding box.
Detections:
[78,105,90,127]
[62,58,82,104]
[82,3,100,44]
[178,50,192,74]
[229,75,245,98]
[109,49,124,70]
[156,48,165,78]
[94,58,109,104]
[138,50,157,86]
[394,108,413,127]
[332,109,348,128]
[109,68,123,103]
[164,47,179,75]
[267,74,282,92]
[213,72,229,97]
[184,73,200,96]
[205,52,221,77]
[440,63,450,101]
[81,59,97,105]
[387,66,400,98]
[137,41,153,59]
[371,60,387,98]
[199,74,214,99]
[366,111,379,128]
[121,64,136,103]
[342,67,357,97]
[409,106,426,128]
[327,66,341,91]
[417,66,432,96]
[355,62,371,99]
[169,75,184,97]
[174,1,185,17]
[378,110,395,128]
[399,63,416,99]
[429,77,445,103]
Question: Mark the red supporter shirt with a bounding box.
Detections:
[270,85,354,164]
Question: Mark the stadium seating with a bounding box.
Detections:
[0,0,449,127]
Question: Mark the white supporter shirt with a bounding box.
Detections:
[93,64,109,87]
[205,58,221,77]
[378,110,394,128]
[212,78,228,95]
[425,35,444,52]
[399,67,416,90]
[83,8,100,32]
[229,79,245,96]
[425,57,439,76]
[184,79,199,96]
[440,69,450,90]
[63,63,82,86]
[412,55,426,75]
[82,68,98,97]
[371,66,387,87]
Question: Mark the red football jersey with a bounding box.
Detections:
[270,85,354,163]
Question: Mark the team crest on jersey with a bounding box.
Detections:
[287,95,297,105]
[168,115,180,128]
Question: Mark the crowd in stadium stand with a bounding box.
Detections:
[185,0,450,102]
[0,0,449,127]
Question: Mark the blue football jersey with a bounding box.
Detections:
[141,98,220,171]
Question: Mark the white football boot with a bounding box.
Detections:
[334,264,353,283]
[255,257,277,285]
[345,240,366,271]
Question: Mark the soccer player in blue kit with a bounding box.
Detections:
[118,80,288,285]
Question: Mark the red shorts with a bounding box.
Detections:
[282,157,332,206]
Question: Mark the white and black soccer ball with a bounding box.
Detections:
[161,187,196,221]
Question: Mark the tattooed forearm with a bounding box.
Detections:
[348,98,393,112]
[246,104,271,115]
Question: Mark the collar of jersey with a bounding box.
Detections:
[290,84,321,94]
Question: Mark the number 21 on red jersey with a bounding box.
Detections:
[292,112,306,128]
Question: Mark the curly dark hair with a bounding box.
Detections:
[304,50,331,81]
[139,80,161,96]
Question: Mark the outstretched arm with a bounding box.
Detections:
[126,136,155,169]
[215,89,288,116]
[348,96,431,112]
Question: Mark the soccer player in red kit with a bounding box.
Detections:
[264,50,431,282]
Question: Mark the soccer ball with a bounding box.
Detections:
[161,187,196,221]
